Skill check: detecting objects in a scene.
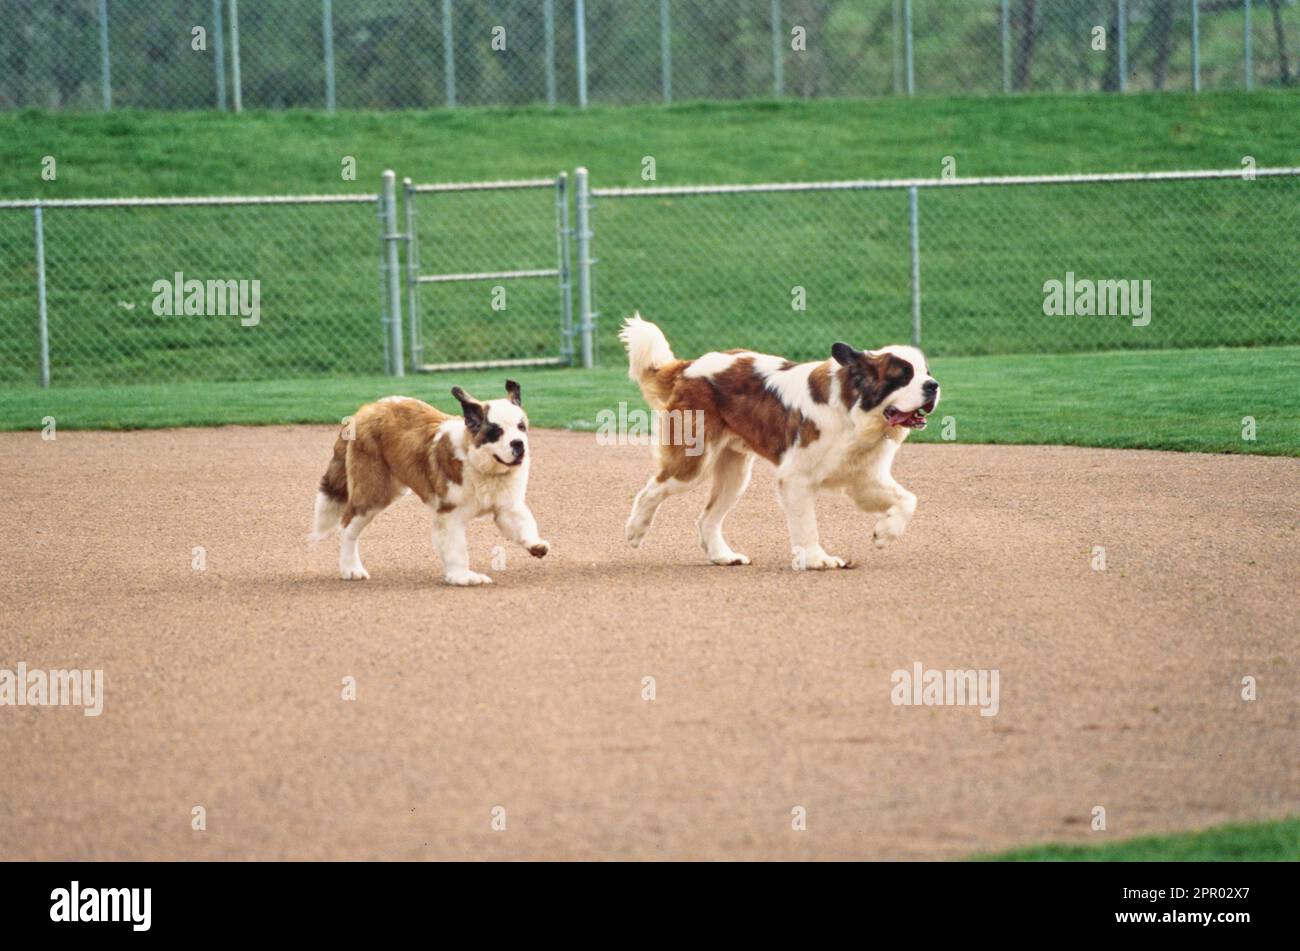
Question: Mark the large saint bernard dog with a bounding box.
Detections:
[620,314,938,570]
[310,382,548,585]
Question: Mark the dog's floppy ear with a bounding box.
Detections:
[504,379,522,406]
[831,342,861,367]
[451,386,484,432]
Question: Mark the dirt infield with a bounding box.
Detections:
[1,425,1296,860]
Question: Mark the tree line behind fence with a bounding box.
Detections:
[1,1,1295,112]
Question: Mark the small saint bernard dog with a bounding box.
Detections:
[619,314,939,571]
[310,381,549,585]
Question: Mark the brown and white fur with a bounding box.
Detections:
[620,313,939,570]
[309,381,548,585]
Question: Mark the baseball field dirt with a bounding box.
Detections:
[1,425,1296,860]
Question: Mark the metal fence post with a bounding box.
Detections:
[97,0,111,109]
[213,0,227,109]
[544,0,557,107]
[574,167,595,369]
[555,173,575,365]
[576,0,589,108]
[771,0,784,96]
[403,177,422,370]
[1191,0,1201,92]
[904,0,915,96]
[375,195,392,374]
[381,171,405,377]
[229,0,242,112]
[323,0,336,112]
[33,204,50,388]
[1117,0,1128,92]
[892,0,902,94]
[1244,0,1254,90]
[907,186,921,348]
[1001,0,1011,93]
[442,0,456,107]
[660,0,672,103]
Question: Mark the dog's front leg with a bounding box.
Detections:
[495,503,550,559]
[433,511,491,586]
[850,477,917,548]
[777,477,848,571]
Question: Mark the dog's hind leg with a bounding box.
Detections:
[310,490,345,542]
[626,446,709,548]
[339,505,380,580]
[338,445,399,581]
[310,435,350,542]
[696,448,754,565]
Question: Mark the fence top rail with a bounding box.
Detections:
[590,167,1300,198]
[0,193,379,210]
[410,177,558,193]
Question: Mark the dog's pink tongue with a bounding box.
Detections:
[887,409,927,429]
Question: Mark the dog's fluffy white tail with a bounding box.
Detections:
[619,312,674,383]
[308,490,344,544]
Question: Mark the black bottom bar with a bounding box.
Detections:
[4,860,1287,939]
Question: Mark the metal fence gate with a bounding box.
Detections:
[401,174,575,372]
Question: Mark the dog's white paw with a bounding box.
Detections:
[709,550,750,566]
[873,514,906,548]
[340,564,370,581]
[527,540,550,559]
[625,520,647,548]
[791,548,850,571]
[446,570,492,586]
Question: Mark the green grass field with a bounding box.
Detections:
[1,91,1298,385]
[6,92,1299,196]
[977,816,1299,861]
[5,346,1297,457]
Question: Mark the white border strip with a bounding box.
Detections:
[418,267,560,284]
[591,167,1300,198]
[0,193,378,210]
[410,178,556,193]
[417,356,565,371]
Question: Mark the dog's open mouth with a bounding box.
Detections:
[884,400,935,430]
[493,454,524,467]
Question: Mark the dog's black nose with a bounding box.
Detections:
[922,380,939,397]
[510,439,525,457]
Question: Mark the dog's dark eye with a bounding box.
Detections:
[518,422,527,432]
[483,424,502,443]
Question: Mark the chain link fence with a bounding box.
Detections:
[2,166,1296,387]
[583,167,1300,364]
[0,173,576,386]
[2,1,1295,111]
[0,193,387,385]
